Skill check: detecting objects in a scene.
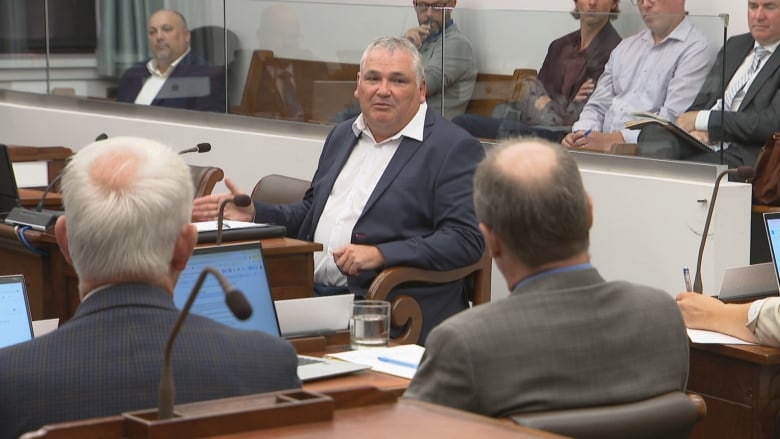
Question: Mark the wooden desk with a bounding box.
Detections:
[688,342,780,438]
[0,224,322,321]
[18,188,63,210]
[24,387,565,439]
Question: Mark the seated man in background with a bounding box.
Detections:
[193,36,485,344]
[0,137,299,438]
[404,0,477,119]
[640,0,780,167]
[562,0,716,152]
[404,138,689,416]
[677,292,780,346]
[453,0,622,140]
[116,9,226,112]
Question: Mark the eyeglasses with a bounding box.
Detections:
[630,0,657,5]
[413,2,451,12]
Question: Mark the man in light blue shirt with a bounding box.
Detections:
[562,0,717,152]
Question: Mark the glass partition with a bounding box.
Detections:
[0,1,735,163]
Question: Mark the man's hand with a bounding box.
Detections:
[403,24,431,48]
[563,131,624,152]
[191,177,255,222]
[332,244,385,276]
[675,292,724,330]
[573,79,596,103]
[675,111,699,132]
[689,130,710,145]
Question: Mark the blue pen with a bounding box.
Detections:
[683,266,693,291]
[377,356,418,369]
[583,128,593,138]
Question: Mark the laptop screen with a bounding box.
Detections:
[0,274,34,348]
[173,242,281,336]
[764,212,780,289]
[0,145,21,217]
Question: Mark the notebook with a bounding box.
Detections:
[0,274,34,349]
[0,144,22,219]
[173,242,369,381]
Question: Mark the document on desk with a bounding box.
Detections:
[194,220,274,231]
[687,328,756,345]
[326,344,425,379]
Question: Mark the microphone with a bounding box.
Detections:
[692,166,755,293]
[159,267,252,420]
[216,194,252,245]
[178,143,211,155]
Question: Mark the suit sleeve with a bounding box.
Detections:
[707,86,780,145]
[192,66,227,112]
[375,135,485,271]
[403,322,479,412]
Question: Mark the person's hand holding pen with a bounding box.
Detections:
[563,129,624,153]
[562,129,592,149]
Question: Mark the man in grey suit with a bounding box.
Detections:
[193,36,485,344]
[641,0,780,167]
[404,138,689,417]
[0,137,299,439]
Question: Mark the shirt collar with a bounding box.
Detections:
[351,102,427,143]
[146,48,191,78]
[757,40,780,55]
[510,263,593,291]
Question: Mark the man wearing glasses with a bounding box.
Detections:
[563,0,717,152]
[404,0,477,119]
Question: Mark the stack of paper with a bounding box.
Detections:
[686,328,755,345]
[326,344,425,379]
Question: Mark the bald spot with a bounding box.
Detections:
[494,141,558,187]
[89,150,140,194]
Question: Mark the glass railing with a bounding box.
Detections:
[0,1,731,158]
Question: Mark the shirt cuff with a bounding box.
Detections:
[747,298,767,326]
[695,111,711,132]
[620,129,638,144]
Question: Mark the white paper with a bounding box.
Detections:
[326,344,425,379]
[193,220,272,232]
[32,318,59,337]
[276,295,353,336]
[687,328,756,345]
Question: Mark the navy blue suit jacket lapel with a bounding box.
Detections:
[744,41,780,109]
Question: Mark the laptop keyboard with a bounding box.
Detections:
[297,355,325,366]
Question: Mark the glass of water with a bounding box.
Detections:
[349,300,390,349]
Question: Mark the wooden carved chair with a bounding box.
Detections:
[365,250,492,345]
[250,174,493,345]
[511,392,706,439]
[189,165,224,199]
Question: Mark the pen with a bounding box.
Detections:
[377,356,418,369]
[683,266,693,291]
[583,129,593,138]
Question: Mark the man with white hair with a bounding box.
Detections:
[0,137,299,439]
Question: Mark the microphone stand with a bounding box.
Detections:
[693,166,754,293]
[158,267,251,420]
[216,195,252,245]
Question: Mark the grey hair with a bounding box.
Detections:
[359,36,425,86]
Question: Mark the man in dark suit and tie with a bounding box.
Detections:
[193,36,485,344]
[0,137,299,439]
[115,9,226,113]
[405,138,689,416]
[641,0,780,167]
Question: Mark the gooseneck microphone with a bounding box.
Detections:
[216,194,252,245]
[158,267,252,420]
[178,143,211,155]
[692,166,755,293]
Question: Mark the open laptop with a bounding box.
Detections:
[719,212,780,301]
[0,144,22,219]
[173,242,369,381]
[0,274,34,349]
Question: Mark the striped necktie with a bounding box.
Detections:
[723,46,769,110]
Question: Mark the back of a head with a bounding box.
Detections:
[61,137,193,282]
[474,138,590,267]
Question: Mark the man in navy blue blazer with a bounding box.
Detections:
[193,36,486,343]
[0,137,299,439]
[115,9,226,113]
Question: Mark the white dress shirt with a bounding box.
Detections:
[312,103,428,286]
[134,49,191,105]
